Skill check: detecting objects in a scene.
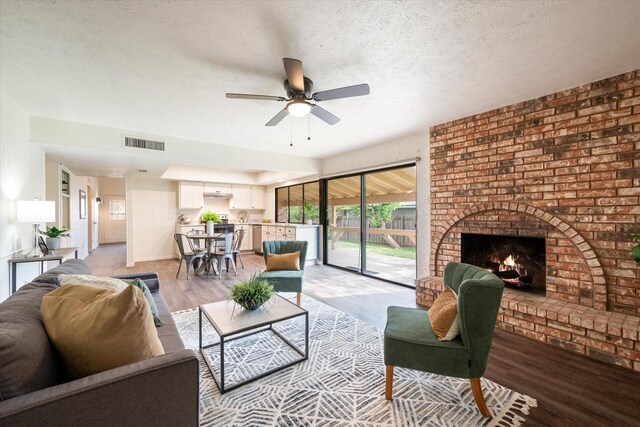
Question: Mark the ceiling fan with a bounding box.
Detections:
[226,58,370,126]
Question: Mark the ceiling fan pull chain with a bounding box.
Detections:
[307,114,311,141]
[290,119,293,147]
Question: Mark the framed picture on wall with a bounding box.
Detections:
[79,189,87,219]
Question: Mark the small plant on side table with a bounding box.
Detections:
[230,274,274,311]
[38,226,70,250]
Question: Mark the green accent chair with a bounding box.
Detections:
[384,262,504,417]
[262,240,308,306]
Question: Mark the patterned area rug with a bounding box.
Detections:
[173,296,536,426]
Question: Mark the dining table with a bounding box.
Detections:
[186,232,225,276]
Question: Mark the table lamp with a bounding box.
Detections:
[16,200,56,257]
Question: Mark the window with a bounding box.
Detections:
[275,180,320,224]
[303,182,320,224]
[109,199,126,221]
[276,187,288,223]
[289,185,303,223]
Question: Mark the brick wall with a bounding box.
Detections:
[419,70,640,370]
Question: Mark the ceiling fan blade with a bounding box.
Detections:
[310,105,340,125]
[226,93,286,101]
[283,58,304,92]
[312,83,370,101]
[265,108,289,126]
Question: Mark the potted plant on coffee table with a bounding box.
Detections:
[38,226,69,250]
[230,273,274,311]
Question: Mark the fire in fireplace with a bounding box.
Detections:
[461,233,546,292]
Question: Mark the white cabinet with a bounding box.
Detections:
[250,186,265,209]
[234,224,253,251]
[260,224,318,261]
[229,185,265,210]
[178,181,203,209]
[261,225,276,246]
[229,185,252,209]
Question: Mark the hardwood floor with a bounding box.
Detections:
[86,244,640,426]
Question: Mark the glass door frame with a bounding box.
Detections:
[321,163,416,288]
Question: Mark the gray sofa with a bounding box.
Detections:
[0,259,199,426]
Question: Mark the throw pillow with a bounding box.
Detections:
[57,274,129,293]
[122,278,163,327]
[265,251,301,271]
[41,285,164,379]
[428,287,460,341]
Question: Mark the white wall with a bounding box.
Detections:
[0,89,45,300]
[130,178,178,263]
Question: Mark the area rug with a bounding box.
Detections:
[173,296,536,426]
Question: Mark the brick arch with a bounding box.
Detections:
[430,202,606,292]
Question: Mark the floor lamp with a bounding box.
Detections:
[16,200,56,257]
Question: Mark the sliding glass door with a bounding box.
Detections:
[324,165,416,287]
[326,176,361,271]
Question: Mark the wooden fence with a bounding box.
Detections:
[332,213,416,247]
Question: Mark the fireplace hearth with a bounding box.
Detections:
[461,233,546,292]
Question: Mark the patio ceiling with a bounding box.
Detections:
[326,166,416,205]
[283,166,416,206]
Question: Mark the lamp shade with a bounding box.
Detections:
[16,200,55,223]
[287,100,312,117]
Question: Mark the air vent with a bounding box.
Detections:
[124,136,165,151]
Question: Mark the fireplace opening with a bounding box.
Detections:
[461,233,546,294]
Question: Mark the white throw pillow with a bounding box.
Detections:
[57,274,128,293]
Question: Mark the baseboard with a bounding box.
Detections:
[133,255,177,263]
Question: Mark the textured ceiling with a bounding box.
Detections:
[1,0,639,172]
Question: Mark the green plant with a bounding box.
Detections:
[200,211,221,223]
[631,234,640,265]
[230,274,274,310]
[38,226,69,238]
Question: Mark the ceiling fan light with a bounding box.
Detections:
[287,100,311,117]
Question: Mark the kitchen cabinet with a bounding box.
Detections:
[178,181,203,209]
[229,185,265,210]
[250,186,265,209]
[229,185,252,209]
[258,224,318,261]
[233,224,253,251]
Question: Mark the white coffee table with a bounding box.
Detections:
[199,294,308,393]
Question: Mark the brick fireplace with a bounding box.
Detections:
[417,70,640,371]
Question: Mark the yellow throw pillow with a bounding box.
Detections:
[266,251,301,271]
[58,274,129,293]
[41,285,164,379]
[428,287,460,341]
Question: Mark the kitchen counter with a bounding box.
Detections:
[251,223,320,260]
[242,222,319,228]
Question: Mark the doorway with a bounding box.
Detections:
[324,165,416,287]
[101,195,126,243]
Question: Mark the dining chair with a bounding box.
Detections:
[186,229,207,254]
[173,233,207,280]
[211,231,236,279]
[231,229,245,269]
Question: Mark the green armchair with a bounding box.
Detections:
[384,262,504,417]
[261,240,308,306]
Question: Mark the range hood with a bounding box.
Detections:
[203,191,233,199]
